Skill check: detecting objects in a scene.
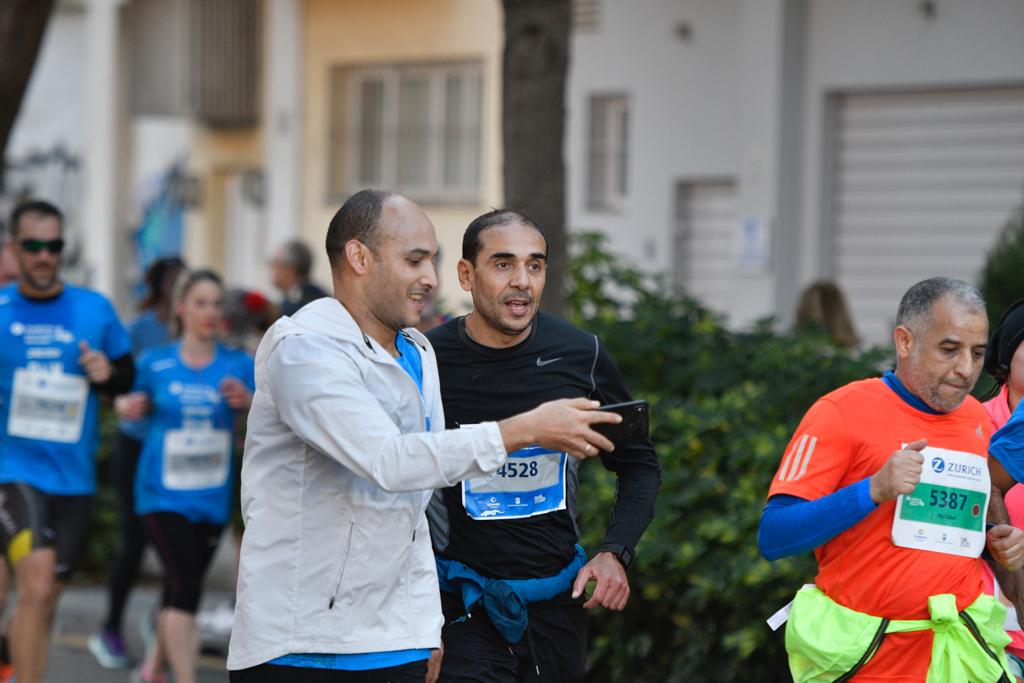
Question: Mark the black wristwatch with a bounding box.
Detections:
[598,543,634,570]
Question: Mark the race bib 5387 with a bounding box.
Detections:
[892,446,989,558]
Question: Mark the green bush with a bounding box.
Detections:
[568,233,888,682]
[975,200,1024,398]
[980,200,1024,327]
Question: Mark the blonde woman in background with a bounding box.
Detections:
[794,280,860,350]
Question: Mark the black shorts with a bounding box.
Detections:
[141,512,222,613]
[0,482,91,581]
[438,589,587,683]
[229,661,427,683]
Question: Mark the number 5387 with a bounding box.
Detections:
[929,489,967,510]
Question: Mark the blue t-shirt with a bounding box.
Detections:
[991,402,1024,483]
[0,284,131,495]
[133,342,254,524]
[270,331,430,671]
[120,310,176,440]
[395,331,429,430]
[128,310,173,354]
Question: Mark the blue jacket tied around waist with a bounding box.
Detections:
[435,544,588,644]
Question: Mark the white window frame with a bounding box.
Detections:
[330,61,483,204]
[586,94,630,212]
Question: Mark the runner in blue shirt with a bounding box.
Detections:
[0,200,135,683]
[116,269,253,683]
[90,255,186,669]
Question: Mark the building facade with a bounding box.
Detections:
[7,0,1024,343]
[568,0,1024,343]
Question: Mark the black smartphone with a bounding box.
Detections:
[592,400,649,445]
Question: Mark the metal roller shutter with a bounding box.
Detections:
[674,180,738,315]
[831,87,1024,346]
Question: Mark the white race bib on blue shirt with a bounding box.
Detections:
[8,368,88,444]
[162,428,231,490]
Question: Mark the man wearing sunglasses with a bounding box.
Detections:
[0,200,135,683]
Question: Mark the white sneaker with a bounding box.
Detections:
[196,601,235,637]
[87,629,131,669]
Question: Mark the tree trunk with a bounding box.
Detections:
[0,0,56,188]
[501,0,570,316]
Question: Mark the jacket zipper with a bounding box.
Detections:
[328,521,355,609]
[835,618,889,682]
[959,610,1011,683]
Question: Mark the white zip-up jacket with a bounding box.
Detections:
[227,298,507,670]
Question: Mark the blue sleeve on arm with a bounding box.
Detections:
[991,408,1024,484]
[758,478,877,561]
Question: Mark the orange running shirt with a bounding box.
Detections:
[769,378,993,682]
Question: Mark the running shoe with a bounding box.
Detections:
[197,601,235,637]
[87,628,130,669]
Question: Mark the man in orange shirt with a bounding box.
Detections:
[760,277,1024,682]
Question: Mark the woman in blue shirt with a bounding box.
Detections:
[116,270,254,683]
[91,255,185,669]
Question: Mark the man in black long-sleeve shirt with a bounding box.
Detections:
[427,209,660,682]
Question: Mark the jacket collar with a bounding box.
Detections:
[270,296,429,362]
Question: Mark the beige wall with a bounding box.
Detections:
[301,0,504,313]
[183,127,263,274]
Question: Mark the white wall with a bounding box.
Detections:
[569,0,809,327]
[568,0,1024,330]
[568,0,741,277]
[7,8,88,160]
[798,0,1024,289]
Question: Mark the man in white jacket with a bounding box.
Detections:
[227,190,620,683]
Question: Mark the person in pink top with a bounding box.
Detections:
[983,298,1024,676]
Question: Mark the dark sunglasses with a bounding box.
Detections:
[19,238,65,255]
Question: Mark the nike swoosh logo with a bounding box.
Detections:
[536,356,562,367]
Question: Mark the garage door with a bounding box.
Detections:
[674,180,738,315]
[832,87,1024,346]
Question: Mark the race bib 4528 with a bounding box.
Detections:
[462,446,567,521]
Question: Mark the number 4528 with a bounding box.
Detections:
[496,462,538,478]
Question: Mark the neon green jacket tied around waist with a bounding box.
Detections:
[785,586,1013,682]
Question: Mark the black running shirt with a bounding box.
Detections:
[427,312,660,579]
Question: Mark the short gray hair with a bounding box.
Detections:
[896,277,985,333]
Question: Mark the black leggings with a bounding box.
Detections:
[103,431,147,633]
[438,589,587,683]
[141,512,222,613]
[229,661,427,683]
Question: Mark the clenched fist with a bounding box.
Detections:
[987,524,1024,571]
[78,340,113,384]
[870,439,927,504]
[115,392,150,421]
